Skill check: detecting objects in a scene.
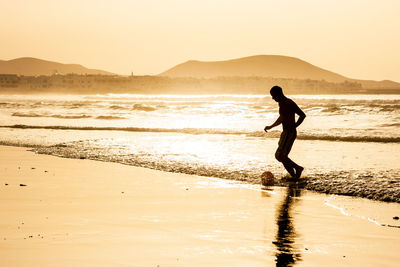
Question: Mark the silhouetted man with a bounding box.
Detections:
[264,86,306,179]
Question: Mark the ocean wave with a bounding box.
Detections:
[86,94,269,102]
[132,104,157,111]
[1,124,400,143]
[380,123,400,127]
[95,115,126,120]
[0,102,24,108]
[109,105,126,110]
[52,115,92,119]
[301,101,400,114]
[12,112,42,118]
[108,103,157,111]
[296,134,400,143]
[321,106,342,113]
[0,140,41,148]
[12,112,125,120]
[62,102,96,109]
[12,113,91,119]
[33,142,400,203]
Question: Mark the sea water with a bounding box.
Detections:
[0,94,399,202]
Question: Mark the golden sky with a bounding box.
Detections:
[1,0,399,81]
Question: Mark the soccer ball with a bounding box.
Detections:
[261,171,275,186]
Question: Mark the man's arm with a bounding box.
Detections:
[294,104,306,128]
[264,116,282,132]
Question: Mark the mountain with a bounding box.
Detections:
[0,57,113,76]
[160,55,400,89]
[160,55,348,82]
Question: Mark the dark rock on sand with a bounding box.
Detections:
[393,216,399,220]
[20,184,27,186]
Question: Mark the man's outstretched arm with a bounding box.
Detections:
[264,116,282,132]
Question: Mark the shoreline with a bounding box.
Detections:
[1,145,399,266]
[1,139,399,205]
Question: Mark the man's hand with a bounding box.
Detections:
[265,116,282,132]
[264,125,272,132]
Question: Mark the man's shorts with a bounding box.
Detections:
[275,130,297,160]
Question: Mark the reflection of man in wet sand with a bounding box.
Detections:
[264,86,306,179]
[273,185,302,266]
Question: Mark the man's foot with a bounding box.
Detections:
[288,169,297,179]
[295,166,304,179]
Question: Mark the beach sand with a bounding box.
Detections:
[0,145,399,266]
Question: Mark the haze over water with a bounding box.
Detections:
[0,93,399,203]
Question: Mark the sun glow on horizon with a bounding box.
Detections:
[0,0,399,81]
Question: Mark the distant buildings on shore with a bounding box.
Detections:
[0,73,394,94]
[0,73,122,90]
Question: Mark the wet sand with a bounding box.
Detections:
[0,145,399,266]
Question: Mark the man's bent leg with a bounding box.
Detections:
[281,157,296,178]
[285,157,304,179]
[282,160,296,178]
[275,150,296,178]
[285,157,299,169]
[275,133,304,178]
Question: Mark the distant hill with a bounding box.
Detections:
[0,57,113,76]
[160,55,349,82]
[160,55,400,89]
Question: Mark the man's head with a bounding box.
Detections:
[270,85,285,102]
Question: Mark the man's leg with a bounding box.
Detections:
[275,151,296,178]
[281,157,296,178]
[276,130,304,178]
[295,164,304,179]
[282,157,303,179]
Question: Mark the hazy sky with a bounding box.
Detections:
[1,0,399,81]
